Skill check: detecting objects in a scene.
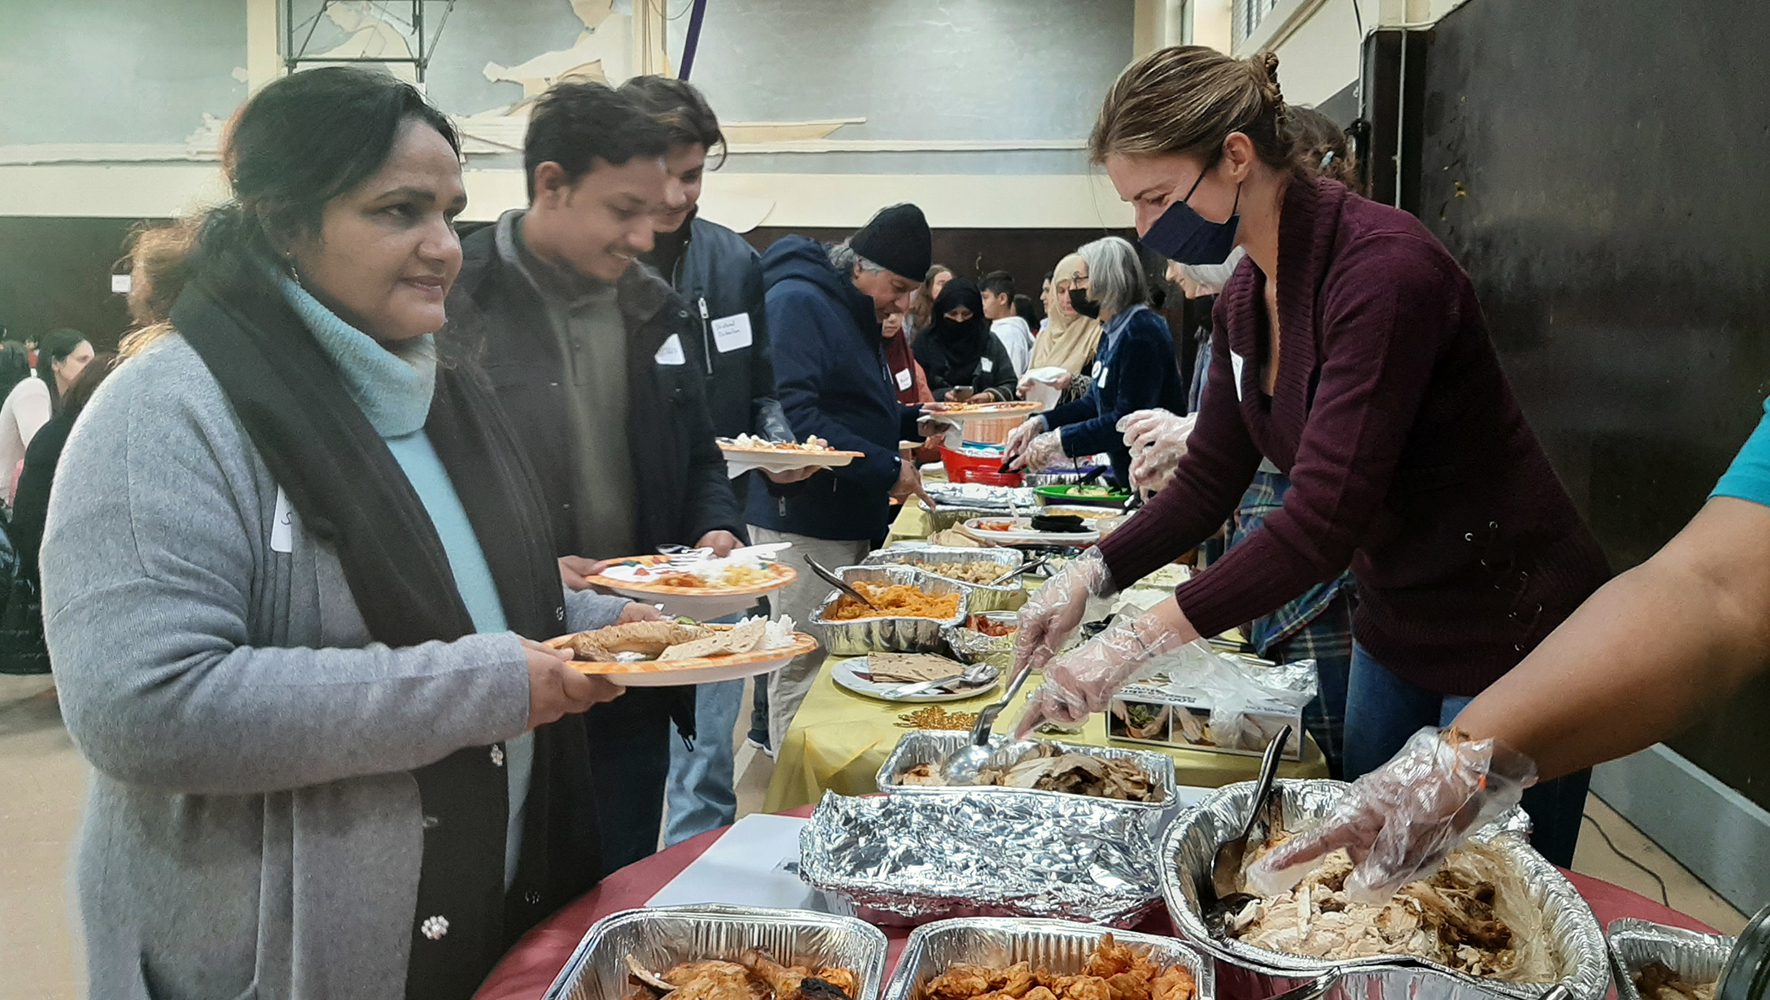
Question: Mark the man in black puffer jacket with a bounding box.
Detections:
[621,75,796,846]
[749,204,938,746]
[445,82,743,874]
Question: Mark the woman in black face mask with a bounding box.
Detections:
[1002,236,1187,485]
[913,278,1019,403]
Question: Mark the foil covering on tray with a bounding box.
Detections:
[810,566,970,656]
[874,731,1178,834]
[1160,779,1609,1000]
[799,791,1161,927]
[544,904,890,1000]
[862,546,1028,613]
[882,917,1214,1000]
[1610,919,1735,1000]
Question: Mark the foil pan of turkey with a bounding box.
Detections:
[1160,778,1610,1000]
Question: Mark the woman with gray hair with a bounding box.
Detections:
[1003,235,1187,486]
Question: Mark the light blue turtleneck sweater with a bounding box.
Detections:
[278,276,533,890]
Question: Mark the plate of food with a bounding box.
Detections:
[589,553,797,618]
[718,434,866,477]
[958,514,1102,547]
[922,400,1044,421]
[1035,483,1133,508]
[546,617,817,686]
[833,653,1000,703]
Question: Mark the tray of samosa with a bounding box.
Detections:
[547,617,815,686]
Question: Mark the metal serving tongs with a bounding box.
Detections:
[986,554,1051,587]
[803,555,878,611]
[936,658,1038,784]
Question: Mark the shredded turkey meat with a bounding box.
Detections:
[1229,842,1564,982]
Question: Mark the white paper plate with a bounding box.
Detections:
[958,516,1101,547]
[721,447,861,479]
[832,658,1000,703]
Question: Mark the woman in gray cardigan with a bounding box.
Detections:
[42,68,642,1000]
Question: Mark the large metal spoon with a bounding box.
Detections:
[1210,724,1294,901]
[937,658,1037,784]
[803,555,878,610]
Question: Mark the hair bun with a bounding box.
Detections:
[1251,50,1286,113]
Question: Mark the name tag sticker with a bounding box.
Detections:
[655,334,687,366]
[271,487,295,553]
[712,313,753,353]
[895,368,913,391]
[1230,351,1247,401]
[1097,366,1110,390]
[979,357,994,373]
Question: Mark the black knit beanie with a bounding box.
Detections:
[848,203,932,282]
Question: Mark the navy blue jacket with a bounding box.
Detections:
[746,237,923,541]
[1044,305,1186,487]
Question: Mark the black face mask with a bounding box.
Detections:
[1068,288,1102,319]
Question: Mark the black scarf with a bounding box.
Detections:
[172,273,598,1000]
[913,278,994,389]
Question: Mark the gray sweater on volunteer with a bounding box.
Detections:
[40,336,632,999]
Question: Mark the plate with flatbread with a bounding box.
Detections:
[546,618,817,686]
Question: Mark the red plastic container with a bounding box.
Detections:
[940,447,1024,486]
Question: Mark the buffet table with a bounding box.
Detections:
[767,499,1329,812]
[764,658,1329,812]
[472,806,1720,1000]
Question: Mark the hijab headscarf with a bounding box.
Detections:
[1031,252,1104,375]
[913,278,994,389]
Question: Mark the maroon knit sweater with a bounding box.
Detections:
[1098,177,1609,696]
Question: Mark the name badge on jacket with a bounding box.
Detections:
[1097,366,1110,390]
[895,368,913,391]
[979,357,994,373]
[271,487,296,553]
[711,313,754,353]
[655,334,687,366]
[1230,351,1247,402]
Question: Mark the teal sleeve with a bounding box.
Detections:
[1712,398,1770,507]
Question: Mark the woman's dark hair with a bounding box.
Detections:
[1285,105,1359,190]
[618,74,727,168]
[1013,293,1042,327]
[524,82,671,200]
[60,352,118,420]
[0,343,29,400]
[36,328,89,414]
[144,67,461,313]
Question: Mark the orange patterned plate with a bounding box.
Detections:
[923,400,1043,419]
[545,624,819,687]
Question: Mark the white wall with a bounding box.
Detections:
[1234,0,1469,107]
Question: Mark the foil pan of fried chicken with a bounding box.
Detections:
[862,546,1029,613]
[799,791,1161,928]
[545,905,889,1000]
[1160,779,1609,1000]
[811,566,971,656]
[1610,919,1734,1000]
[882,918,1212,1000]
[875,732,1177,834]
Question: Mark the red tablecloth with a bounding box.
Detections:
[474,808,1718,1000]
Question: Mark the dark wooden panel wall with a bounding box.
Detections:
[1414,0,1770,806]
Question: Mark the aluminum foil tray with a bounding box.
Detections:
[544,904,890,1000]
[810,566,970,656]
[1160,779,1609,1000]
[1610,919,1734,1000]
[799,791,1161,928]
[862,546,1028,613]
[882,917,1214,1000]
[874,731,1178,833]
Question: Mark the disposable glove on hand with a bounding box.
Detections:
[1244,727,1538,904]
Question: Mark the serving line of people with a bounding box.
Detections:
[32,41,1770,1000]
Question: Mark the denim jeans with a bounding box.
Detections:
[1343,643,1589,866]
[663,678,745,846]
